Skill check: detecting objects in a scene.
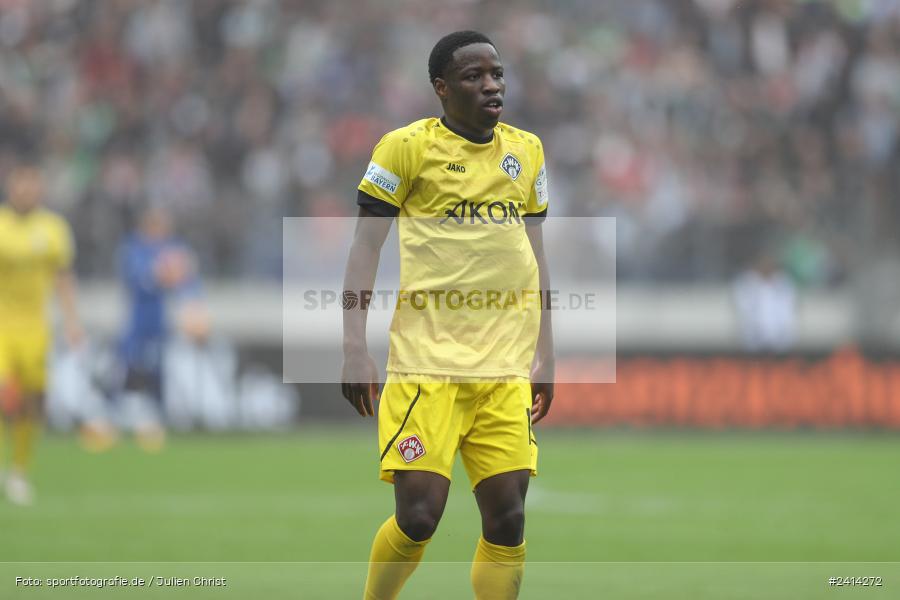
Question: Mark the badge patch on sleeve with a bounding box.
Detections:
[397,435,426,463]
[534,163,549,206]
[363,161,401,195]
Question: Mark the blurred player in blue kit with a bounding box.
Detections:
[116,206,202,450]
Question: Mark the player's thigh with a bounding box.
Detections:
[123,365,163,399]
[0,332,47,416]
[16,332,49,398]
[0,335,12,384]
[378,376,462,484]
[460,380,537,490]
[0,336,16,414]
[393,470,452,521]
[474,468,530,517]
[122,339,164,395]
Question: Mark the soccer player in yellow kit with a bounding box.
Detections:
[0,162,83,505]
[341,31,554,599]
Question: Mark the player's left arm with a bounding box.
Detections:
[526,223,554,424]
[55,269,84,348]
[52,218,84,348]
[524,138,554,424]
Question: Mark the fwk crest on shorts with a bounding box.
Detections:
[378,374,538,490]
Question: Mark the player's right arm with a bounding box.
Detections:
[341,207,392,417]
[341,127,415,416]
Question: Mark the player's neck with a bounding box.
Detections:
[440,116,493,144]
[9,205,36,217]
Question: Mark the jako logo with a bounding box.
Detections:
[440,199,522,224]
[446,162,466,173]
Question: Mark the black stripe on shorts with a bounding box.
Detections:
[380,384,422,461]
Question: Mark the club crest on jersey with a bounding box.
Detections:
[397,435,426,463]
[499,153,522,180]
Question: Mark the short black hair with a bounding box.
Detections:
[428,30,496,84]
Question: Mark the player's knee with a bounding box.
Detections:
[24,393,44,418]
[483,506,525,545]
[396,506,441,542]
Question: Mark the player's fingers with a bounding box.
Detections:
[530,393,541,423]
[347,384,366,416]
[342,382,353,403]
[356,389,371,417]
[531,394,547,424]
[360,383,372,416]
[365,382,379,415]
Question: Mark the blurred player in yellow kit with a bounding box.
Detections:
[0,161,83,506]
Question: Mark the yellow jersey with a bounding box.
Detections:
[0,204,74,334]
[358,117,549,379]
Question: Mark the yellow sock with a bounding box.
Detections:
[11,418,38,474]
[363,515,430,600]
[471,536,526,600]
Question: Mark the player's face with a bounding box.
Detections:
[6,167,44,213]
[436,43,505,135]
[140,208,173,240]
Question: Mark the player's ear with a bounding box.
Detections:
[433,78,448,101]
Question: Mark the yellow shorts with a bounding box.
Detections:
[0,330,49,395]
[378,374,538,490]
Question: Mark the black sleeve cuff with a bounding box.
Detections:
[357,190,400,217]
[524,208,547,224]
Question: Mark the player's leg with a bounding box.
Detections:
[0,386,11,487]
[0,406,5,479]
[364,471,450,600]
[119,340,166,452]
[78,342,119,453]
[131,366,166,452]
[461,380,536,599]
[365,377,460,599]
[394,470,451,541]
[471,470,529,599]
[0,340,11,477]
[6,391,42,505]
[6,334,49,506]
[474,469,529,545]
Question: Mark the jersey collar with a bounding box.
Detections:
[439,117,494,145]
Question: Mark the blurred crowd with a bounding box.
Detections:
[0,0,898,285]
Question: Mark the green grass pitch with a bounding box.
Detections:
[1,428,898,598]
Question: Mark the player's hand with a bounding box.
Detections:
[529,357,555,425]
[1,381,22,416]
[155,248,193,289]
[341,350,380,417]
[64,320,86,349]
[177,300,211,343]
